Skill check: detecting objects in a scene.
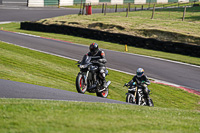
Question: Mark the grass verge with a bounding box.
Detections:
[0,41,199,111]
[0,98,200,133]
[0,23,200,66]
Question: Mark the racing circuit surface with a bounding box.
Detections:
[0,5,200,102]
[0,30,200,92]
[0,79,127,104]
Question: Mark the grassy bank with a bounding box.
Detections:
[1,6,200,132]
[0,23,200,66]
[37,6,200,45]
[0,41,199,110]
[0,98,199,133]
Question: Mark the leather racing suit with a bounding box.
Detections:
[87,50,107,88]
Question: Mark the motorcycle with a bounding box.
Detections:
[124,81,154,107]
[76,55,111,98]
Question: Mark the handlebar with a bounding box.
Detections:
[91,60,99,63]
[123,83,128,87]
[91,56,101,59]
[123,82,147,88]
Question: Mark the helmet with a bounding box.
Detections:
[136,68,144,77]
[89,43,99,55]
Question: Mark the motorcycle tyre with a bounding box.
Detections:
[149,98,154,107]
[126,93,135,103]
[96,88,109,98]
[76,73,87,94]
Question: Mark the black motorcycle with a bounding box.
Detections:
[124,82,154,106]
[76,55,111,98]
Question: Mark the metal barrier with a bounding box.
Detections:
[44,0,58,6]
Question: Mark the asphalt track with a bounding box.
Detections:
[0,7,82,22]
[0,30,200,92]
[0,79,127,104]
[0,5,113,22]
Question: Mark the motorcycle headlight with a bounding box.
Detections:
[79,65,84,68]
[79,65,87,68]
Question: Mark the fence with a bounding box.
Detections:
[27,0,200,7]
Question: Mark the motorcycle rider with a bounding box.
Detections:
[125,68,151,106]
[87,43,107,91]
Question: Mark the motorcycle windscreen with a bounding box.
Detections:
[81,55,91,65]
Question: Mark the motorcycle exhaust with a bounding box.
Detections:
[88,84,97,90]
[106,81,111,88]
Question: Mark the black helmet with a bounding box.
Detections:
[89,43,99,55]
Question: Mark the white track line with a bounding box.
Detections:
[0,21,16,24]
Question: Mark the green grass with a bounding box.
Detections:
[0,98,199,133]
[0,23,200,66]
[0,41,200,132]
[0,6,200,132]
[0,41,199,111]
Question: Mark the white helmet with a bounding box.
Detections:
[136,68,144,77]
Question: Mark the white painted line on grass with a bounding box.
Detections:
[0,21,15,24]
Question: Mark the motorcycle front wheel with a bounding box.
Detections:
[76,73,87,94]
[126,93,135,103]
[96,88,109,98]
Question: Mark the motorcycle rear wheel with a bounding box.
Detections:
[96,88,109,98]
[76,73,87,94]
[149,98,154,107]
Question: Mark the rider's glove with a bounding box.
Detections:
[98,59,107,63]
[124,83,128,87]
[141,81,147,87]
[143,84,147,87]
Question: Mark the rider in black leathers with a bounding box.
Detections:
[126,68,151,105]
[87,43,107,91]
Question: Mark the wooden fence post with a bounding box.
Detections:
[82,3,85,15]
[126,3,130,17]
[79,0,82,15]
[102,3,104,13]
[126,7,129,17]
[182,6,187,21]
[151,4,155,19]
[58,0,60,8]
[104,3,107,16]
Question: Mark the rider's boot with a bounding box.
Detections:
[148,97,152,106]
[99,79,107,92]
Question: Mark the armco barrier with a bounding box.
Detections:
[20,22,200,57]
